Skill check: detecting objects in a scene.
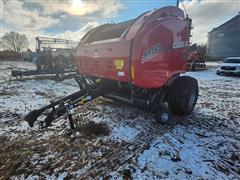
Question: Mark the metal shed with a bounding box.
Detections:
[208,13,240,60]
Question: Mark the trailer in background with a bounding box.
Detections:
[11,37,78,80]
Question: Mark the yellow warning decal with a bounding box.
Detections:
[95,78,101,83]
[131,64,134,80]
[114,59,124,70]
[78,96,92,105]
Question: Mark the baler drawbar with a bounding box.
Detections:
[26,76,117,136]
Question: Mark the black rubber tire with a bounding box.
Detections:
[56,72,65,81]
[167,76,198,116]
[216,71,221,76]
[154,105,172,125]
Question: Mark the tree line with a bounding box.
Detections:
[1,31,29,52]
[0,31,29,60]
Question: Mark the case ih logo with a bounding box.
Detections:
[142,44,161,62]
[173,41,188,49]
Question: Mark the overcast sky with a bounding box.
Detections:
[1,0,239,50]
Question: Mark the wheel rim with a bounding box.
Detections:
[189,88,196,107]
[161,113,169,122]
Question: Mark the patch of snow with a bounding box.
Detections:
[0,79,79,116]
[134,125,237,179]
[206,61,222,67]
[45,172,69,180]
[109,124,139,142]
[185,68,239,81]
[0,60,239,179]
[11,174,40,180]
[26,175,40,180]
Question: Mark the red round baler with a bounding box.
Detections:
[74,6,198,123]
[26,6,198,132]
[76,6,190,88]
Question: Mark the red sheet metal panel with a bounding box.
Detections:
[75,6,191,89]
[75,40,131,82]
[131,16,189,88]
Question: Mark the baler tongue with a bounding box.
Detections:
[25,76,117,136]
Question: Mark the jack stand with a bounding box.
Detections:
[66,108,77,142]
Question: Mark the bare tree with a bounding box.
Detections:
[0,41,4,51]
[1,31,29,52]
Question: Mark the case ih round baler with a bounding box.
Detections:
[26,6,198,136]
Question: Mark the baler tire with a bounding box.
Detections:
[154,105,172,125]
[216,71,221,76]
[168,76,198,116]
[56,72,65,81]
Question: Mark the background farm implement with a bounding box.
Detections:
[11,37,78,80]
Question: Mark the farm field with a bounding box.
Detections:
[0,60,239,179]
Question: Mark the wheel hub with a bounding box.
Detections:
[161,113,169,122]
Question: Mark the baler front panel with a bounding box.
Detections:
[131,17,189,88]
[75,40,131,82]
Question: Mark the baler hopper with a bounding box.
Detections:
[26,6,198,137]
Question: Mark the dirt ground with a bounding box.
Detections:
[0,61,239,179]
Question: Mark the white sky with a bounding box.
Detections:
[0,0,239,51]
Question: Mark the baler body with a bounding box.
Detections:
[26,6,199,130]
[75,6,191,89]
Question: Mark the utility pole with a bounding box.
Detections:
[176,0,179,7]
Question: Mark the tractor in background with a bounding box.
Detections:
[187,44,207,71]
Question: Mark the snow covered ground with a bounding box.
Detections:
[0,61,239,179]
